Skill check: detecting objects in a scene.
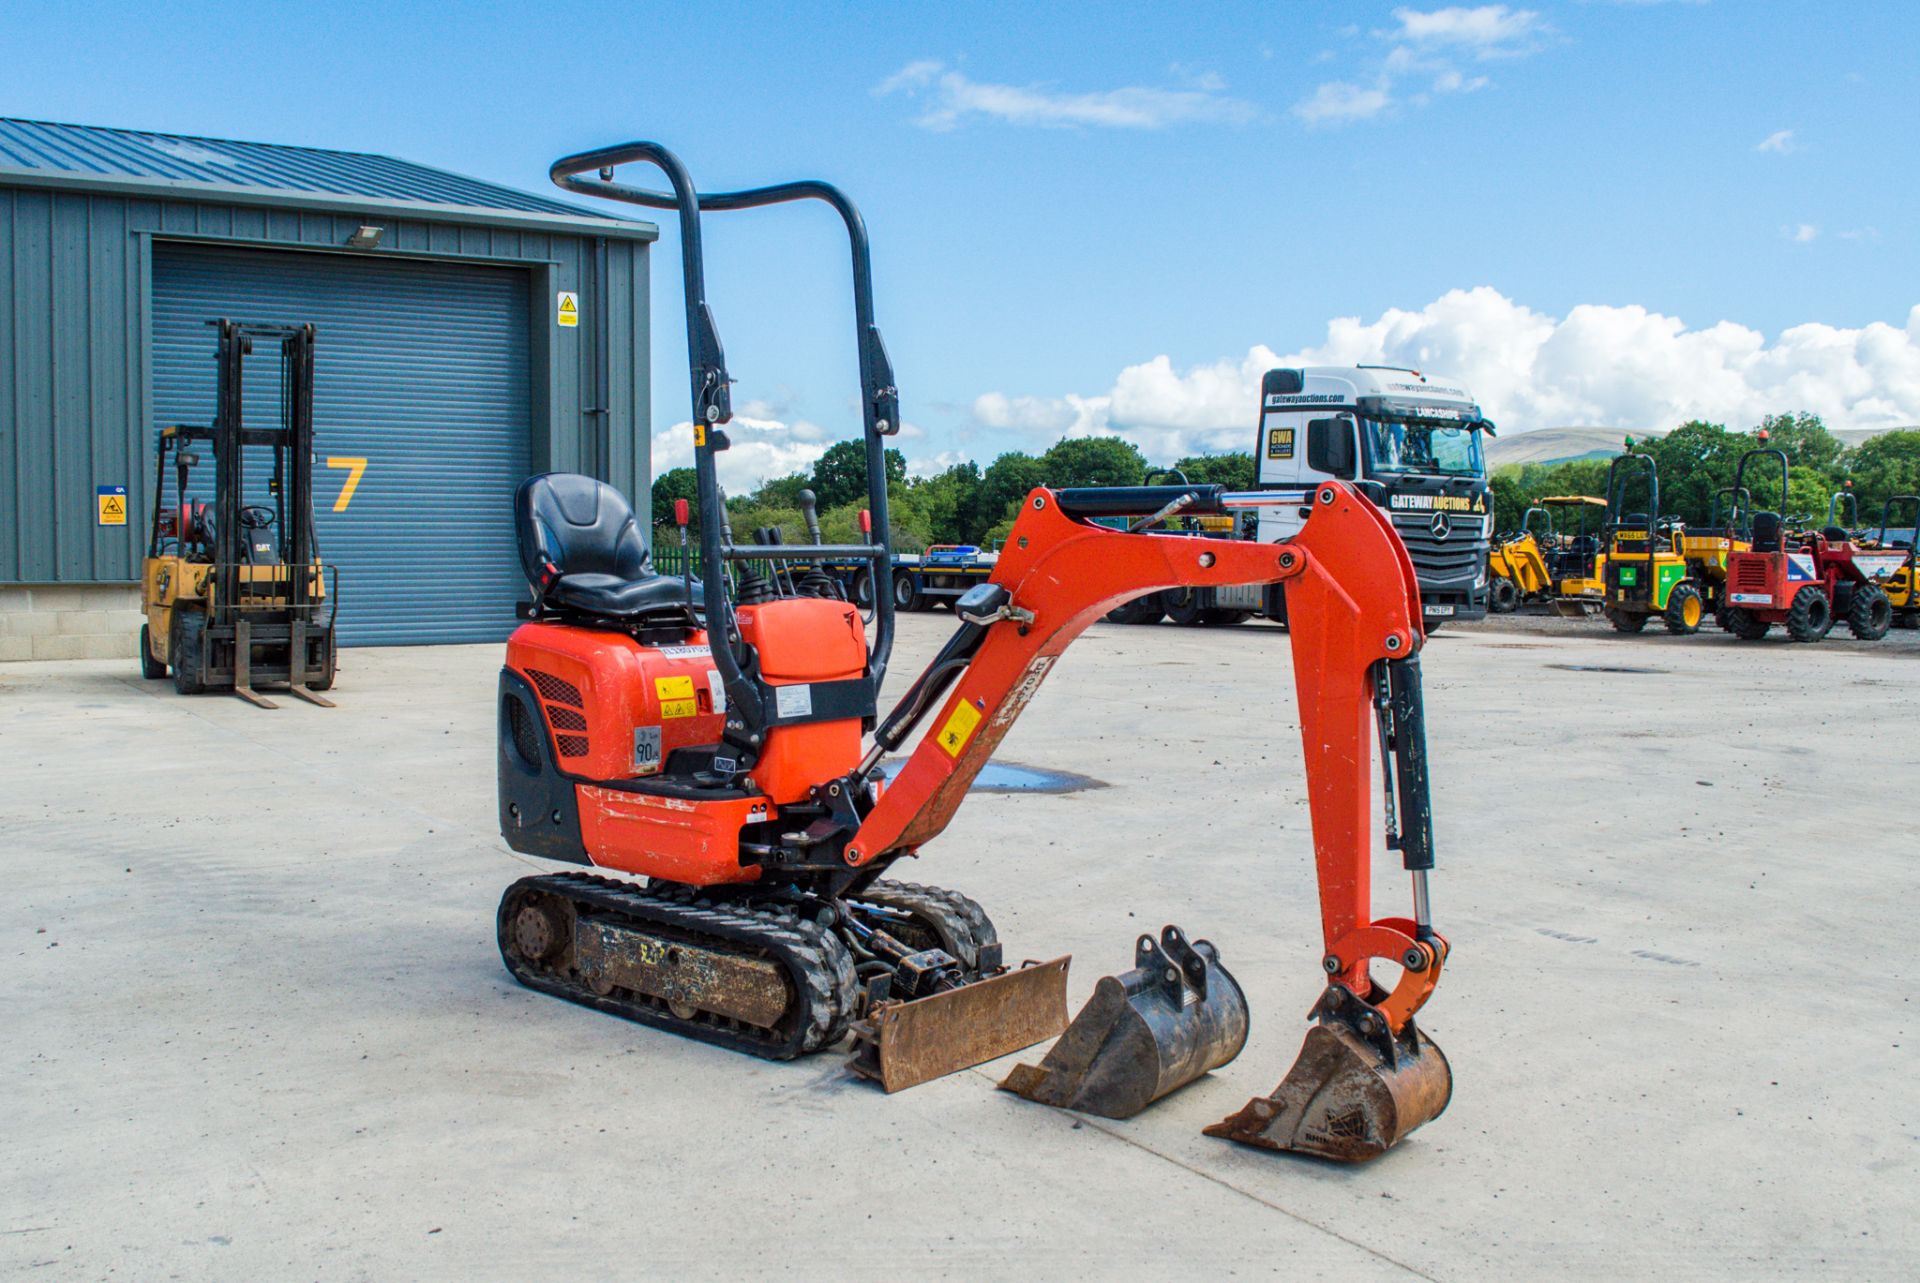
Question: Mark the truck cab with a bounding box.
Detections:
[1253,366,1494,623]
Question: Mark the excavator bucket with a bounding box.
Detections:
[1205,1003,1452,1163]
[847,957,1071,1093]
[998,926,1249,1119]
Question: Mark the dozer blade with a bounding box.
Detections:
[848,957,1070,1093]
[1204,1015,1452,1163]
[1550,597,1602,619]
[999,925,1248,1119]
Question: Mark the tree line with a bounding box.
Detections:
[652,437,1256,552]
[1491,414,1920,537]
[652,411,1920,552]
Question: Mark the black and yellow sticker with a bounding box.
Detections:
[937,699,983,757]
[655,674,697,719]
[693,423,707,448]
[1267,427,1295,460]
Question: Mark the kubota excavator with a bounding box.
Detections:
[494,141,1452,1162]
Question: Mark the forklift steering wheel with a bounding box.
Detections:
[239,505,276,530]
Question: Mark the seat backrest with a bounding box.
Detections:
[515,473,651,591]
[1752,511,1783,553]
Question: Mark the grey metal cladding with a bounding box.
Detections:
[0,124,652,585]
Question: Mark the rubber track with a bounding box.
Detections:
[499,873,858,1059]
[860,880,999,969]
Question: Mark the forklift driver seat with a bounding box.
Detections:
[514,473,695,621]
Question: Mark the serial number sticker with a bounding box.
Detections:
[937,699,984,758]
[654,674,697,719]
[706,667,727,714]
[657,645,711,659]
[775,683,813,719]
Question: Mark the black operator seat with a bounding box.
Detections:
[1751,512,1784,554]
[515,473,694,618]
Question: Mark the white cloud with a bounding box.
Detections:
[906,450,970,479]
[1294,80,1393,124]
[971,288,1920,458]
[1785,223,1819,243]
[1387,5,1546,56]
[972,391,1106,435]
[652,415,833,494]
[1756,129,1797,154]
[875,61,1257,131]
[1301,5,1546,125]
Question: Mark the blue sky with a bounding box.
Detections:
[5,1,1917,486]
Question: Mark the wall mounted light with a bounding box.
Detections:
[345,225,384,250]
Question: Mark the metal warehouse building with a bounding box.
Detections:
[0,118,657,658]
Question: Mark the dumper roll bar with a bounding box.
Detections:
[550,142,901,751]
[1733,449,1790,547]
[1604,451,1659,547]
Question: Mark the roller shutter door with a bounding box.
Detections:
[151,244,531,645]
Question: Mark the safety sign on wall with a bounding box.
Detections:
[557,291,579,327]
[96,485,127,526]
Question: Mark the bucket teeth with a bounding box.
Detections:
[1204,1011,1452,1163]
[999,925,1249,1119]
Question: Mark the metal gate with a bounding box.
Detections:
[151,244,531,644]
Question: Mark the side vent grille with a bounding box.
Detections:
[530,669,583,707]
[528,668,590,759]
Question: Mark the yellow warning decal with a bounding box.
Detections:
[654,674,697,720]
[693,423,707,448]
[557,291,579,327]
[96,486,127,526]
[936,699,983,758]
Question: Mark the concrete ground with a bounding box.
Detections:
[2,611,1916,1280]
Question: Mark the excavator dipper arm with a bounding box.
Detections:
[849,481,1452,1159]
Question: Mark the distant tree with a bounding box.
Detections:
[810,439,906,511]
[972,451,1045,542]
[1758,412,1843,474]
[1040,436,1147,489]
[752,472,813,512]
[1645,420,1743,525]
[904,461,982,544]
[651,466,701,529]
[1840,431,1920,521]
[1170,451,1256,488]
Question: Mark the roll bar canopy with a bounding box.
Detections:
[549,142,902,739]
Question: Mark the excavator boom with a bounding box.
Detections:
[850,482,1451,1156]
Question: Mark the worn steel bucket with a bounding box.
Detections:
[1204,998,1451,1162]
[999,926,1249,1119]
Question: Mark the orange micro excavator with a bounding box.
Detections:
[494,141,1452,1162]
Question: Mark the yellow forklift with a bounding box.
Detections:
[1598,452,1702,634]
[139,320,337,707]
